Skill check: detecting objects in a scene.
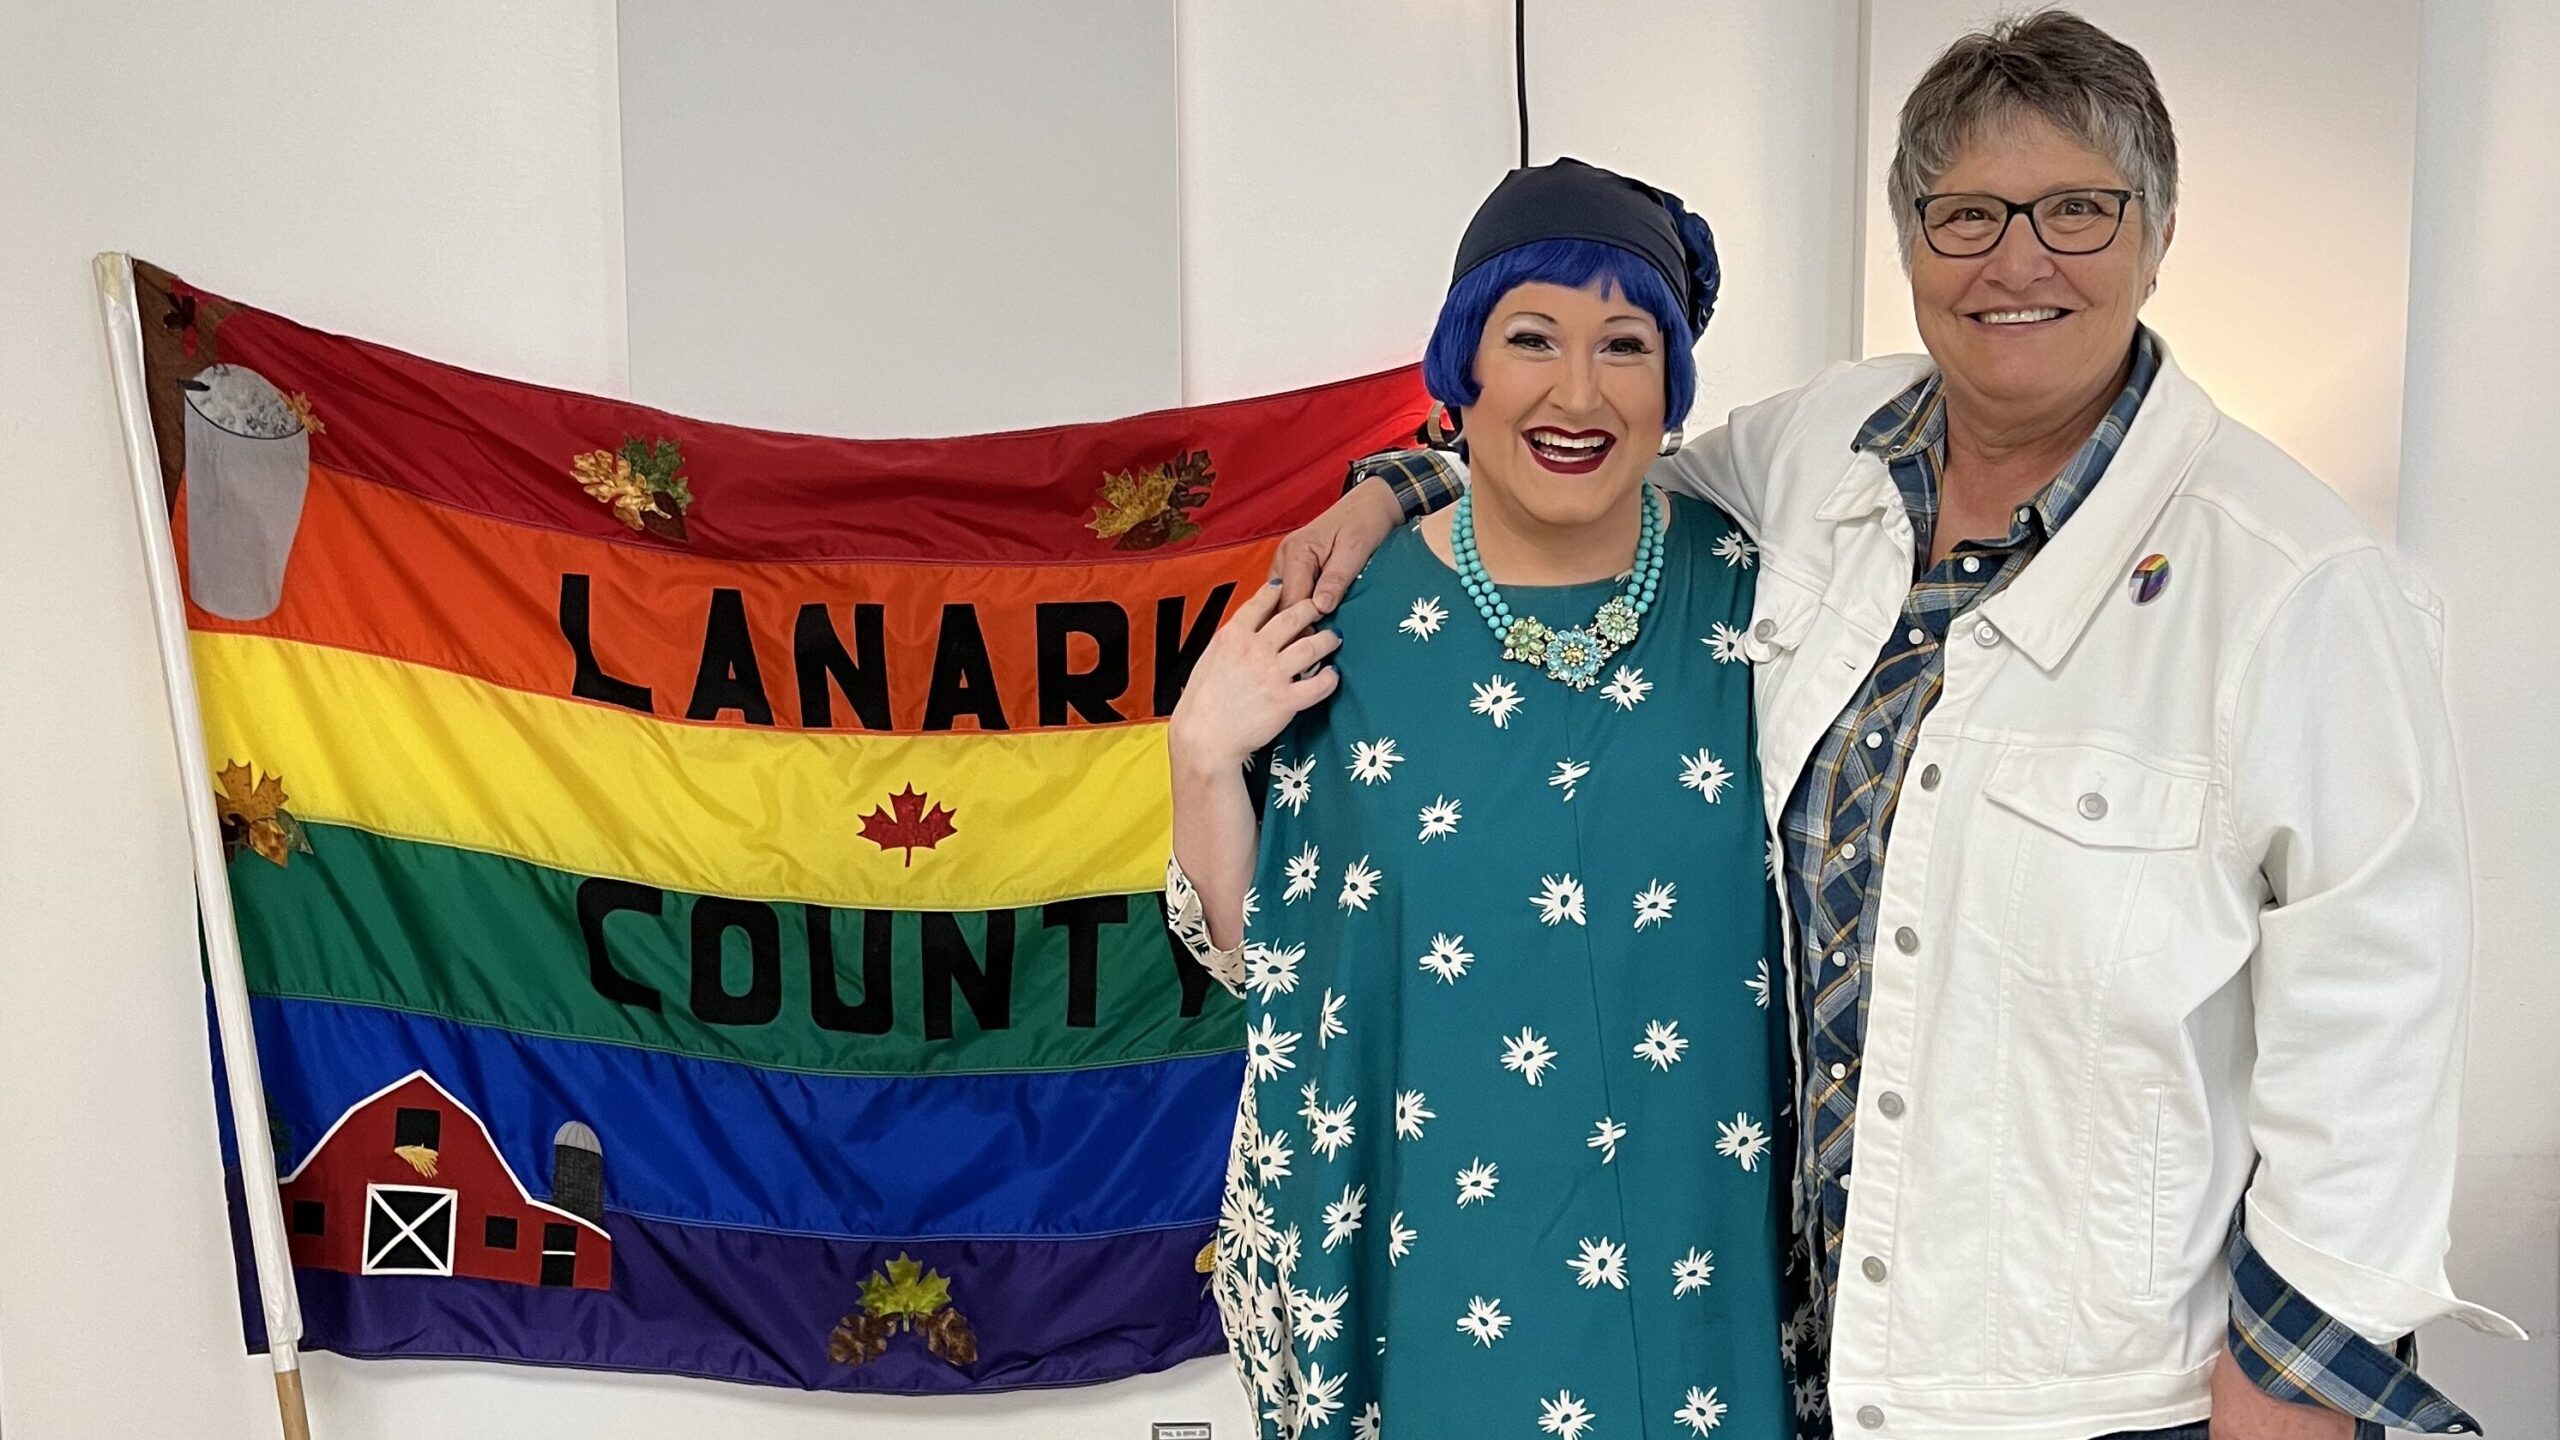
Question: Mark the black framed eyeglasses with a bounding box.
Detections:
[1912,187,2143,258]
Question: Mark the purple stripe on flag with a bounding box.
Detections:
[229,1172,1227,1393]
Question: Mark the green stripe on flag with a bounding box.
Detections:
[229,822,1241,1076]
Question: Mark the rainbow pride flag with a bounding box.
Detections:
[131,260,1428,1392]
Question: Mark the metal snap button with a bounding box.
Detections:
[2078,792,2109,820]
[1894,926,1918,954]
[1919,764,1941,791]
[1754,618,1778,642]
[1857,1405,1886,1430]
[1876,1091,1906,1118]
[1862,1256,1887,1282]
[1974,621,2000,647]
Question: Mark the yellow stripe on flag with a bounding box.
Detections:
[191,632,1173,911]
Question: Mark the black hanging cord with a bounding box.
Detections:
[1514,0,1531,167]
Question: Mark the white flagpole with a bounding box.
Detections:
[92,252,315,1440]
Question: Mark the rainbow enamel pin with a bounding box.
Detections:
[2130,553,2171,605]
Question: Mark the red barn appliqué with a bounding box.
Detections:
[278,1072,612,1290]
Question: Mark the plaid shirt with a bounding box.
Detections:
[1359,331,2478,1435]
[1778,338,2156,1321]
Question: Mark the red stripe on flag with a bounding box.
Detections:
[168,271,1428,564]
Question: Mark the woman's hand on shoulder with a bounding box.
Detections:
[1273,476,1408,611]
[1168,581,1342,776]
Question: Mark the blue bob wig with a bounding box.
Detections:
[1422,238,1700,430]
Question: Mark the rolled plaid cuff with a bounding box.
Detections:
[2226,1224,2483,1436]
[1346,448,1464,520]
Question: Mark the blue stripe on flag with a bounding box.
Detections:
[250,996,1239,1240]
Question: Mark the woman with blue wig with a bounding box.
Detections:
[1167,159,1791,1438]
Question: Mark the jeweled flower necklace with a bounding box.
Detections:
[1454,485,1663,690]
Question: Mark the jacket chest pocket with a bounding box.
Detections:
[1964,744,2208,984]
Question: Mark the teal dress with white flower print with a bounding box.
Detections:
[1201,492,1789,1439]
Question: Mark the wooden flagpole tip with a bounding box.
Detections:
[273,1364,313,1440]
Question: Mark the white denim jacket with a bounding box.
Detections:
[1663,343,2520,1438]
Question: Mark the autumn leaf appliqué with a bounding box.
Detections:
[828,1252,977,1371]
[1086,449,1215,550]
[214,760,312,868]
[572,436,695,541]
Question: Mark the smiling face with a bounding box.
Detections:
[1459,279,1668,530]
[1909,110,2168,425]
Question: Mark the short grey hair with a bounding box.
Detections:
[1887,8,2178,265]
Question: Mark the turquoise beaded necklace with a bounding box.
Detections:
[1453,485,1665,690]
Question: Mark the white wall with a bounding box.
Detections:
[1860,0,2422,539]
[1174,1,1516,404]
[2394,0,2560,1431]
[618,0,1183,436]
[1176,0,1864,428]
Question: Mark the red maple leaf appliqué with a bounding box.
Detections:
[860,785,958,866]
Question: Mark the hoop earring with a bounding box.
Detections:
[1658,426,1685,457]
[1423,403,1463,449]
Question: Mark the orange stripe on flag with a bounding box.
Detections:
[183,465,1270,734]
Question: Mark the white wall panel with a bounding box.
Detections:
[2398,2,2560,1426]
[1177,0,1864,424]
[618,0,1182,435]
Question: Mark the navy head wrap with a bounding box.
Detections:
[1453,157,1721,338]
